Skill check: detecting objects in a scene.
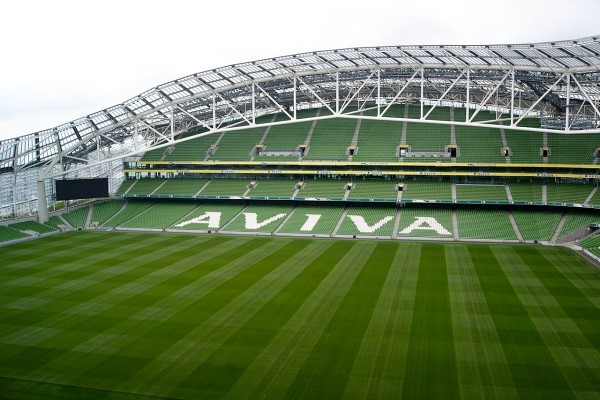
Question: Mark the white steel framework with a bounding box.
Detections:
[0,35,600,220]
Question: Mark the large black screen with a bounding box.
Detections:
[55,178,109,200]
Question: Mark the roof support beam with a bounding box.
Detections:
[297,76,335,114]
[255,82,293,120]
[513,72,567,127]
[571,73,600,120]
[380,69,421,117]
[468,71,510,123]
[424,70,465,120]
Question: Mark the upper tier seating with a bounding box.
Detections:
[296,179,347,199]
[546,183,593,205]
[402,180,452,201]
[153,179,210,196]
[247,179,297,198]
[456,184,508,202]
[347,180,399,200]
[303,118,357,161]
[198,179,252,197]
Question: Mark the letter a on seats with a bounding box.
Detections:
[175,212,221,228]
[244,213,287,229]
[399,217,451,235]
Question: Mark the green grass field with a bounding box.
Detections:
[1,231,599,399]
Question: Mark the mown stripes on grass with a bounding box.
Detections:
[1,232,600,399]
[284,242,397,399]
[469,246,578,399]
[402,243,460,399]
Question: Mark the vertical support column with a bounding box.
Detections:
[12,171,18,219]
[420,68,424,119]
[37,180,48,223]
[565,73,571,131]
[170,106,174,141]
[510,69,515,126]
[293,75,297,119]
[212,94,216,130]
[377,68,381,117]
[466,68,470,122]
[336,71,339,114]
[252,82,256,125]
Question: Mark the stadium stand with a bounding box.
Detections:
[579,233,600,258]
[545,182,593,204]
[91,201,123,225]
[547,132,600,164]
[198,179,252,197]
[303,118,357,160]
[504,128,544,164]
[62,207,90,229]
[346,179,399,200]
[277,205,345,235]
[126,179,167,196]
[511,210,563,241]
[103,201,156,227]
[45,216,65,229]
[208,126,266,161]
[508,181,543,203]
[454,126,505,163]
[401,180,452,201]
[0,226,30,242]
[115,179,137,196]
[395,208,453,238]
[587,188,600,206]
[9,220,57,234]
[455,209,518,240]
[153,179,210,196]
[121,201,198,229]
[353,114,403,162]
[455,184,508,202]
[170,203,244,231]
[247,179,297,198]
[254,117,314,161]
[336,206,396,237]
[222,204,293,233]
[163,135,214,161]
[404,106,450,161]
[296,179,347,199]
[557,210,600,240]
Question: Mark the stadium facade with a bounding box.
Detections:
[0,35,600,221]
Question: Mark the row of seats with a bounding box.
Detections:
[118,178,598,204]
[140,105,600,164]
[65,200,598,242]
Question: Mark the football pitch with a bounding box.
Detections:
[1,231,599,399]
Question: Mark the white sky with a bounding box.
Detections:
[0,0,598,141]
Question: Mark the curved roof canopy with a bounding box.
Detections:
[1,35,600,178]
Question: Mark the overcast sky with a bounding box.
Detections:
[0,0,598,141]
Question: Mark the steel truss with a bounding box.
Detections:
[0,35,599,221]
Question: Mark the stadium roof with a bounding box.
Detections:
[1,35,600,177]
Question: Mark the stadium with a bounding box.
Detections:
[1,35,600,399]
